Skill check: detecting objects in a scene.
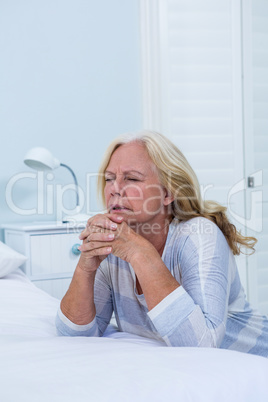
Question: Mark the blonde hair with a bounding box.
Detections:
[98,130,257,255]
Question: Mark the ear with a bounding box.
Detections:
[163,188,174,206]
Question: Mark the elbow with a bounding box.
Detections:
[197,331,219,348]
[162,324,225,348]
[197,321,226,348]
[55,314,72,337]
[55,312,99,337]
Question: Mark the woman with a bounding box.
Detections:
[56,130,268,357]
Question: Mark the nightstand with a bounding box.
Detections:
[2,222,86,299]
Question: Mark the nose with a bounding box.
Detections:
[110,177,124,197]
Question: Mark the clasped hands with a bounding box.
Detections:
[77,214,149,271]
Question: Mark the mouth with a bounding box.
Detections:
[109,204,131,213]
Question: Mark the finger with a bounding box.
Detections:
[107,214,124,223]
[85,232,115,243]
[79,241,112,254]
[89,213,123,226]
[79,225,114,241]
[90,215,123,230]
[87,246,112,257]
[78,245,112,257]
[79,216,119,240]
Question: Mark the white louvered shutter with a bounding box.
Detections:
[140,0,248,289]
[243,0,268,315]
[155,0,244,207]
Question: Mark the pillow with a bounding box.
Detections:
[0,241,27,278]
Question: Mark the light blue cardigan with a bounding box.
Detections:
[56,217,268,357]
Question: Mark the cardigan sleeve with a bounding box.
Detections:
[147,219,231,347]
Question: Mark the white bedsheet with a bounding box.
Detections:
[0,269,268,402]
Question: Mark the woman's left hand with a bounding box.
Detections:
[111,220,156,263]
[112,219,180,310]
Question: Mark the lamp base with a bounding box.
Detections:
[62,213,90,224]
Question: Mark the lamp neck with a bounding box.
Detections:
[60,163,79,206]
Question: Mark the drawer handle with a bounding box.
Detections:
[72,244,81,255]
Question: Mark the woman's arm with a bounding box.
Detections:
[111,218,231,348]
[56,214,123,336]
[56,262,114,337]
[60,266,96,325]
[145,219,231,347]
[103,221,180,310]
[127,246,180,311]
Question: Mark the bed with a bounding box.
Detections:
[0,249,268,402]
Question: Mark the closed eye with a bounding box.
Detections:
[126,178,139,181]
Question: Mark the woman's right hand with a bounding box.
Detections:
[77,213,124,273]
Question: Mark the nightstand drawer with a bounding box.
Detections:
[2,221,86,298]
[30,233,81,276]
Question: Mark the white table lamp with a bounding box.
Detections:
[24,147,89,223]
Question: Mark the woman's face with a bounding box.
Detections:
[104,142,173,228]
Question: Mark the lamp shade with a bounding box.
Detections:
[24,147,60,171]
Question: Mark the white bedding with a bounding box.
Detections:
[0,269,268,402]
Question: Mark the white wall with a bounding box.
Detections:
[0,0,142,239]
